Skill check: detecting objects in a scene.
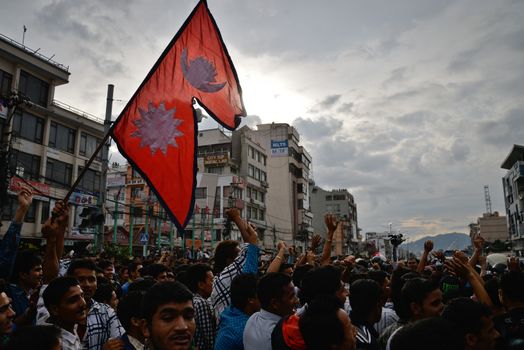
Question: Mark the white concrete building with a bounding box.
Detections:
[0,33,105,245]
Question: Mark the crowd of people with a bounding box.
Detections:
[0,188,523,350]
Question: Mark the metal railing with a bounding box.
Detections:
[0,33,69,72]
[52,99,104,124]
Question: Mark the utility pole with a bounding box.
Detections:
[99,84,113,252]
[113,188,121,244]
[129,204,134,256]
[143,199,149,257]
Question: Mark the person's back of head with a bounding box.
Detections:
[300,265,343,306]
[292,264,313,291]
[399,277,442,321]
[350,278,383,324]
[390,317,464,350]
[5,325,61,350]
[499,271,524,307]
[116,291,145,335]
[213,240,239,274]
[230,273,259,315]
[128,276,156,293]
[299,294,346,350]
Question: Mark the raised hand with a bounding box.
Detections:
[324,214,340,233]
[310,234,322,251]
[453,250,468,264]
[17,187,33,209]
[473,235,485,250]
[277,240,287,251]
[424,240,434,253]
[225,207,241,222]
[431,250,445,261]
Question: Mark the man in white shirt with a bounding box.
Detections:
[243,273,298,350]
[42,277,86,350]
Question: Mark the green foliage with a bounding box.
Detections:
[102,243,131,261]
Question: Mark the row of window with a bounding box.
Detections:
[246,205,265,221]
[10,149,101,192]
[248,164,267,182]
[11,110,101,159]
[326,194,347,201]
[247,187,265,202]
[1,195,49,223]
[248,145,267,165]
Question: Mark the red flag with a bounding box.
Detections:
[111,0,245,229]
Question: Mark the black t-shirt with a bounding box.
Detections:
[493,307,524,350]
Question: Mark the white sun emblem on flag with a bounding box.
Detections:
[131,102,184,155]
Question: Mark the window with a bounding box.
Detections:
[246,205,251,219]
[326,195,333,201]
[49,122,75,153]
[45,158,72,187]
[9,149,40,180]
[333,194,346,201]
[131,167,141,179]
[255,168,260,180]
[77,167,101,193]
[248,164,254,177]
[253,189,258,201]
[263,155,267,166]
[260,192,265,203]
[12,111,44,144]
[259,209,265,221]
[131,188,143,199]
[19,70,49,107]
[261,171,267,182]
[195,187,207,199]
[206,166,224,174]
[0,69,12,96]
[1,195,36,223]
[41,200,50,222]
[79,132,102,161]
[247,187,252,198]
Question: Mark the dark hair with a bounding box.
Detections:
[300,265,342,304]
[350,279,382,319]
[5,325,61,350]
[390,268,415,317]
[185,264,212,293]
[483,276,503,308]
[231,273,258,310]
[441,297,492,335]
[11,250,42,283]
[128,262,142,273]
[299,294,345,350]
[292,264,313,290]
[117,291,144,331]
[213,240,239,274]
[257,273,292,309]
[390,317,464,350]
[141,281,193,325]
[499,271,524,302]
[43,277,80,309]
[143,264,169,280]
[98,259,113,270]
[128,277,156,293]
[398,277,439,320]
[368,270,389,286]
[67,259,97,276]
[278,263,294,273]
[93,283,115,305]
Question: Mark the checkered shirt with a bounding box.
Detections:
[82,300,125,350]
[193,294,216,350]
[211,243,259,317]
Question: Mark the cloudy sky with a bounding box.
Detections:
[2,0,523,240]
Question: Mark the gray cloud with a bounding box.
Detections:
[293,116,344,141]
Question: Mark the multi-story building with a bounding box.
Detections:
[310,185,358,254]
[0,33,105,246]
[501,144,524,255]
[104,162,127,231]
[469,212,508,244]
[250,123,314,249]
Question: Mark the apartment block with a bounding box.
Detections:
[0,33,104,246]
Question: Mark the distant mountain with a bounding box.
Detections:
[401,232,471,256]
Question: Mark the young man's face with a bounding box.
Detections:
[49,285,87,325]
[0,292,15,335]
[407,259,418,270]
[419,289,444,319]
[468,316,499,350]
[145,300,196,350]
[70,268,97,302]
[199,271,214,299]
[131,265,143,280]
[103,265,114,280]
[156,272,168,283]
[274,282,298,317]
[21,264,43,289]
[335,280,349,308]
